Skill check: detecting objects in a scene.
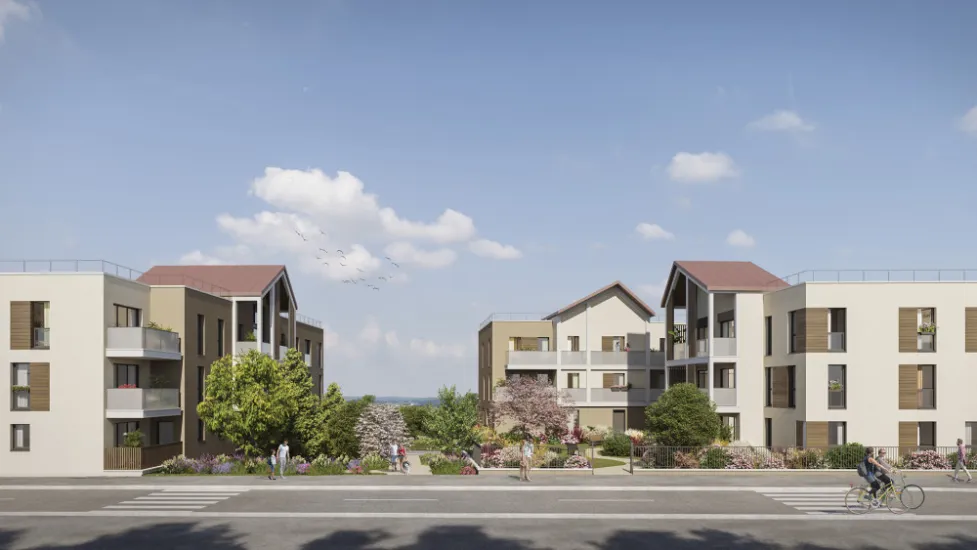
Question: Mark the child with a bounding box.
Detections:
[268,447,277,480]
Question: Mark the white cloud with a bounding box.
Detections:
[637,279,668,303]
[667,152,739,183]
[323,325,340,350]
[726,229,756,248]
[409,338,466,359]
[384,241,457,269]
[468,238,523,260]
[0,0,31,43]
[178,245,251,266]
[384,331,400,347]
[358,317,382,344]
[747,110,815,133]
[635,223,675,241]
[960,106,977,136]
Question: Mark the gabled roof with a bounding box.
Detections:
[138,265,287,298]
[544,281,656,320]
[660,261,787,307]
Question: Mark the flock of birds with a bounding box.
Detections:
[294,229,401,291]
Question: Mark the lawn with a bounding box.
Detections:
[591,457,626,469]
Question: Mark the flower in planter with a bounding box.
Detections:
[564,454,591,469]
[117,384,137,389]
[11,385,30,393]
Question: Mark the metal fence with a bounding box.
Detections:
[629,443,968,472]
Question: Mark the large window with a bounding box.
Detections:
[304,339,312,355]
[114,304,141,328]
[566,372,581,389]
[197,366,206,442]
[11,424,29,451]
[11,364,29,410]
[765,418,773,448]
[918,365,936,409]
[828,308,847,351]
[787,365,796,408]
[603,373,625,388]
[719,414,740,441]
[31,301,50,349]
[115,364,139,387]
[919,422,937,448]
[650,370,665,390]
[828,365,846,409]
[764,316,772,356]
[567,336,580,352]
[829,421,847,446]
[765,367,772,406]
[715,365,735,388]
[196,314,205,355]
[788,311,800,353]
[537,337,550,351]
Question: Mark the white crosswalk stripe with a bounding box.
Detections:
[758,490,851,515]
[99,489,248,511]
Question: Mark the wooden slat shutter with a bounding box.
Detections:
[898,422,918,455]
[898,364,918,409]
[601,336,613,352]
[966,308,977,353]
[806,421,829,448]
[771,367,789,408]
[29,362,50,411]
[9,302,31,350]
[805,308,829,353]
[898,308,917,352]
[516,338,538,352]
[602,373,616,388]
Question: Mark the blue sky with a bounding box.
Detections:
[1,0,975,396]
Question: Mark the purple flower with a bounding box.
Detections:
[297,463,311,475]
[213,462,233,475]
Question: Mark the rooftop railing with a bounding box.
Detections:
[296,313,323,328]
[764,269,977,289]
[478,313,548,330]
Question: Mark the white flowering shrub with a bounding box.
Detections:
[354,403,411,458]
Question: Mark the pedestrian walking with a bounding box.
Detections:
[268,447,277,480]
[390,441,400,472]
[951,438,973,483]
[277,439,291,479]
[520,435,534,482]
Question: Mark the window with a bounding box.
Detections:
[156,420,176,445]
[196,314,205,355]
[115,364,139,387]
[217,319,225,357]
[567,336,580,352]
[919,422,936,448]
[537,337,550,351]
[566,372,581,389]
[197,366,205,403]
[304,339,311,355]
[30,301,50,349]
[114,421,139,447]
[828,308,846,351]
[918,365,936,409]
[718,319,735,338]
[764,316,772,356]
[829,421,847,446]
[715,365,735,388]
[536,373,550,384]
[11,363,29,410]
[695,367,708,389]
[795,421,805,447]
[787,365,796,408]
[765,367,772,406]
[719,414,740,440]
[114,304,141,328]
[11,424,29,451]
[918,308,937,352]
[966,422,977,447]
[508,338,516,351]
[828,364,846,409]
[604,373,625,388]
[658,337,665,352]
[650,370,665,390]
[765,418,773,448]
[317,343,322,367]
[788,311,799,353]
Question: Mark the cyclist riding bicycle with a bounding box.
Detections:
[857,447,891,501]
[875,448,896,492]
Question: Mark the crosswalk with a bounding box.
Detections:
[100,488,248,511]
[757,489,851,515]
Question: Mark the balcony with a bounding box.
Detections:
[564,388,587,403]
[673,345,688,360]
[589,388,647,403]
[106,327,182,360]
[829,389,846,409]
[507,350,557,368]
[590,351,650,366]
[696,339,708,355]
[236,341,273,356]
[560,351,587,365]
[33,327,50,349]
[104,442,183,471]
[713,338,736,356]
[828,332,846,352]
[714,388,737,407]
[917,333,935,352]
[106,388,181,419]
[918,389,935,409]
[649,389,663,402]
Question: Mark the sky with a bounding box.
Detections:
[1,1,976,397]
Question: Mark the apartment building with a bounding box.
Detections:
[661,260,977,450]
[478,281,668,432]
[1,260,324,477]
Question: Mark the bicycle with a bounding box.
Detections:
[889,470,925,510]
[846,476,910,515]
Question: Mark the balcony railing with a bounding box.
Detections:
[590,351,649,366]
[33,327,50,349]
[507,350,557,366]
[829,389,846,409]
[564,388,587,402]
[918,389,935,409]
[917,333,935,352]
[106,388,181,417]
[106,327,182,358]
[673,345,688,360]
[828,332,846,351]
[104,442,183,470]
[714,388,737,407]
[561,351,587,365]
[589,388,647,403]
[236,341,273,356]
[713,338,736,356]
[696,339,708,355]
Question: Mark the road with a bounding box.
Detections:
[1,475,976,549]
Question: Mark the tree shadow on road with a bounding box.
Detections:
[595,529,977,550]
[0,522,245,550]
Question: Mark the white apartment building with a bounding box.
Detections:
[478,281,668,431]
[661,260,977,449]
[0,260,324,477]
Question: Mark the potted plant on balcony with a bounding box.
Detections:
[918,322,937,334]
[122,429,144,448]
[610,382,633,392]
[146,321,174,332]
[118,383,137,389]
[828,380,843,391]
[244,331,257,342]
[668,330,685,344]
[11,385,29,393]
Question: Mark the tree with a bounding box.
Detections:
[280,348,326,457]
[425,386,479,452]
[324,395,375,457]
[492,377,575,438]
[400,404,433,438]
[355,403,411,456]
[644,383,720,447]
[197,350,298,457]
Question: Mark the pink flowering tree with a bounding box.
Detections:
[493,377,576,438]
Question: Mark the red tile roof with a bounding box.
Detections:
[544,281,656,320]
[661,261,788,307]
[138,265,285,297]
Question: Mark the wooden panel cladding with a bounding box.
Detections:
[805,421,829,448]
[601,336,613,352]
[898,308,918,352]
[966,308,977,353]
[602,373,616,388]
[898,422,918,455]
[515,337,538,352]
[770,367,789,408]
[791,309,807,353]
[9,301,31,350]
[898,364,918,410]
[29,362,50,411]
[805,308,829,353]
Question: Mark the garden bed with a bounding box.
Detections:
[478,467,593,476]
[154,453,395,476]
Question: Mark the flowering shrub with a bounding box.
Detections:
[480,450,502,468]
[159,455,197,475]
[635,449,658,469]
[785,449,826,470]
[419,453,442,466]
[354,404,411,457]
[362,453,391,472]
[582,425,610,441]
[625,429,646,446]
[460,465,477,475]
[540,450,562,468]
[348,465,364,475]
[673,450,700,469]
[904,450,951,470]
[564,455,591,469]
[498,446,523,468]
[700,447,731,469]
[560,433,580,445]
[212,462,233,475]
[725,449,756,470]
[296,463,311,475]
[759,455,786,470]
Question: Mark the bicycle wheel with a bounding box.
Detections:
[900,484,925,510]
[885,489,909,515]
[846,486,872,515]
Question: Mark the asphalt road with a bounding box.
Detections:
[1,477,976,549]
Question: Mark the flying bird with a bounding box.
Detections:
[385,256,392,261]
[339,256,347,261]
[295,230,307,241]
[378,276,387,281]
[322,262,329,266]
[373,286,380,291]
[391,262,400,268]
[318,248,329,253]
[359,277,366,282]
[356,268,363,273]
[339,262,347,267]
[319,229,326,235]
[336,249,344,254]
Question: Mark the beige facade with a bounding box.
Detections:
[1,261,325,477]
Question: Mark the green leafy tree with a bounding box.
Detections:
[400,404,433,438]
[644,383,720,447]
[280,348,326,457]
[196,350,298,457]
[425,385,479,453]
[324,395,375,457]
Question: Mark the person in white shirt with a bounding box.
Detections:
[277,439,290,479]
[390,442,400,472]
